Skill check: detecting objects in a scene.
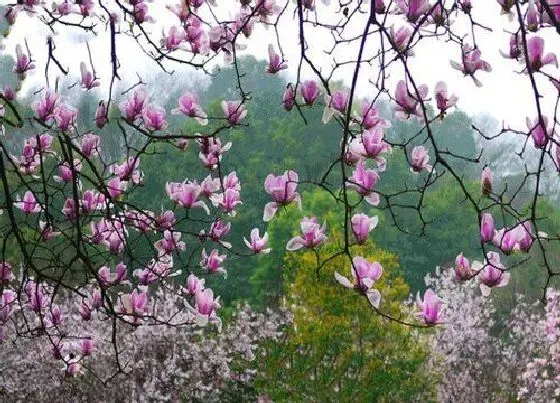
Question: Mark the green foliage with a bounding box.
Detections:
[253,229,436,402]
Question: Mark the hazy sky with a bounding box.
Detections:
[1,1,559,128]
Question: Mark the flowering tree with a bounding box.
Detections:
[0,0,560,393]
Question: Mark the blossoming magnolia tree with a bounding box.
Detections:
[0,0,559,386]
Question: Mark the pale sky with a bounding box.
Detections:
[1,0,559,129]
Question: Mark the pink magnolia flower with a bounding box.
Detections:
[263,170,301,221]
[198,137,232,169]
[450,44,492,87]
[409,145,432,173]
[286,217,327,250]
[15,191,42,214]
[124,210,154,233]
[300,80,320,105]
[184,274,205,295]
[162,26,185,51]
[491,228,516,254]
[223,171,241,191]
[210,188,242,215]
[500,34,521,60]
[80,62,99,90]
[107,177,128,199]
[156,210,176,231]
[134,254,176,285]
[133,2,153,23]
[454,252,472,280]
[526,36,558,72]
[80,339,94,356]
[350,128,392,171]
[166,181,210,214]
[516,220,534,252]
[80,133,101,157]
[98,262,128,286]
[119,88,148,122]
[526,0,539,31]
[54,104,78,132]
[200,248,227,277]
[282,84,295,111]
[0,289,17,323]
[142,105,167,131]
[191,288,221,329]
[206,219,231,243]
[39,221,61,241]
[111,156,143,184]
[244,228,271,254]
[266,44,287,74]
[322,90,349,124]
[396,0,431,22]
[172,92,208,125]
[351,213,378,243]
[221,100,247,125]
[62,198,78,220]
[481,166,493,196]
[63,356,83,377]
[394,80,428,120]
[118,287,149,324]
[434,81,458,115]
[416,288,444,325]
[200,175,221,198]
[460,0,472,13]
[375,0,386,13]
[358,99,391,130]
[95,101,107,128]
[480,213,495,243]
[14,44,35,76]
[2,87,16,101]
[255,0,281,22]
[430,3,445,26]
[334,256,382,308]
[54,158,82,183]
[526,116,552,148]
[0,262,13,284]
[154,230,186,254]
[98,218,127,254]
[33,90,60,122]
[473,252,510,296]
[390,25,413,55]
[81,190,105,214]
[79,0,94,16]
[347,159,380,205]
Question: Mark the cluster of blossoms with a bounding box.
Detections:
[0,293,292,401]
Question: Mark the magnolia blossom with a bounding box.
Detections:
[162,26,185,51]
[480,213,495,243]
[172,92,207,125]
[434,81,458,115]
[334,256,383,308]
[322,90,348,124]
[14,44,35,76]
[526,36,558,72]
[80,133,101,157]
[481,166,493,196]
[526,0,539,31]
[351,213,378,243]
[396,0,431,22]
[526,116,552,148]
[198,136,232,169]
[282,84,295,111]
[266,44,287,73]
[263,170,301,221]
[111,156,143,184]
[54,104,78,132]
[472,252,510,296]
[80,62,99,90]
[454,253,472,281]
[14,191,42,214]
[500,34,521,60]
[390,25,413,55]
[98,262,128,286]
[184,274,205,295]
[210,189,242,215]
[39,221,61,241]
[200,248,227,277]
[409,146,432,173]
[124,210,155,233]
[286,217,327,250]
[222,100,247,125]
[358,99,391,130]
[54,159,82,183]
[119,88,148,122]
[166,181,209,214]
[300,80,320,105]
[347,159,380,205]
[32,90,60,122]
[142,105,167,131]
[244,228,271,254]
[350,128,392,171]
[154,230,186,254]
[416,289,444,325]
[0,262,13,283]
[394,80,428,120]
[450,44,492,87]
[95,101,107,128]
[118,288,149,325]
[190,289,221,330]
